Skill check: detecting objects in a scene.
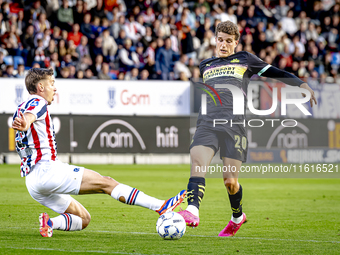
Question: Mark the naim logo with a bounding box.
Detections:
[88,119,146,150]
[199,83,312,116]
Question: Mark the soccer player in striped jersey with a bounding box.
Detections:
[12,68,186,237]
[178,21,317,236]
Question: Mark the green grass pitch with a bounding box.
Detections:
[0,164,339,254]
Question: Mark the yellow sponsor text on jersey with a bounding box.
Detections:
[203,65,247,82]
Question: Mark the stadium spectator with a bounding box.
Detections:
[3,64,14,77]
[0,0,337,83]
[34,13,50,34]
[24,0,46,24]
[118,38,139,72]
[139,69,149,80]
[80,13,93,39]
[68,23,83,46]
[51,26,62,44]
[91,54,104,76]
[115,29,127,49]
[155,37,178,80]
[101,28,117,62]
[73,0,85,25]
[144,56,157,80]
[76,69,84,78]
[59,66,69,78]
[110,14,125,40]
[34,28,51,50]
[84,68,95,79]
[90,36,103,61]
[16,64,25,78]
[49,52,60,75]
[280,9,298,37]
[174,54,191,80]
[45,39,58,59]
[123,14,141,43]
[91,0,106,19]
[58,39,67,59]
[76,54,92,72]
[125,67,139,80]
[1,24,21,57]
[76,36,90,59]
[98,62,111,79]
[57,0,74,31]
[117,71,125,80]
[141,7,155,26]
[67,40,79,60]
[274,0,290,22]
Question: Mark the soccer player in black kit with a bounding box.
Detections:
[178,21,317,236]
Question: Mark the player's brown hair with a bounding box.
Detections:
[215,21,240,41]
[25,68,54,94]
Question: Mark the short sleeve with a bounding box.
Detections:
[247,52,272,76]
[25,98,47,120]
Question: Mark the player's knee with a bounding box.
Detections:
[81,211,91,229]
[224,178,238,193]
[191,156,208,169]
[101,176,119,193]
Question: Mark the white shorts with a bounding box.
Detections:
[25,160,84,214]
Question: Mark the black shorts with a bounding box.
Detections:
[189,126,248,162]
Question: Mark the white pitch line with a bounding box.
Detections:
[3,227,340,244]
[87,230,340,244]
[0,247,168,255]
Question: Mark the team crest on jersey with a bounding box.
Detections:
[230,59,240,63]
[15,85,24,105]
[108,87,116,108]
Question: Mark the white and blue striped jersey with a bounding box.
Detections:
[13,94,57,177]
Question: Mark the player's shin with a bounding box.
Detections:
[111,183,163,210]
[228,184,243,223]
[51,213,83,231]
[186,177,206,217]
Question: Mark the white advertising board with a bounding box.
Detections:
[0,79,191,116]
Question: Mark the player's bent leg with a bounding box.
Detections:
[64,198,91,229]
[190,145,215,177]
[179,146,215,227]
[79,169,119,195]
[80,169,186,214]
[41,198,90,238]
[219,157,246,236]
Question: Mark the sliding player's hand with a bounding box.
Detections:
[12,111,29,131]
[300,83,317,107]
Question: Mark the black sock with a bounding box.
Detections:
[228,184,243,218]
[187,177,206,209]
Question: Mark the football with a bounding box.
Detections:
[156,212,186,240]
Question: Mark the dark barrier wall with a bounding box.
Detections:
[2,115,339,163]
[1,115,191,154]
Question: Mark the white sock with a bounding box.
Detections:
[51,213,82,231]
[111,184,164,211]
[186,205,199,217]
[231,214,243,224]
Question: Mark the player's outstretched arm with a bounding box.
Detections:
[12,111,36,132]
[260,65,318,107]
[299,83,317,107]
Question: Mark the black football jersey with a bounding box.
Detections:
[196,51,271,132]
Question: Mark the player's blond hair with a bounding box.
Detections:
[215,21,240,41]
[25,68,54,94]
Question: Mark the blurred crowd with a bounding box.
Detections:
[0,0,339,83]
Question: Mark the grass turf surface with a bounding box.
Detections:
[0,164,339,254]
